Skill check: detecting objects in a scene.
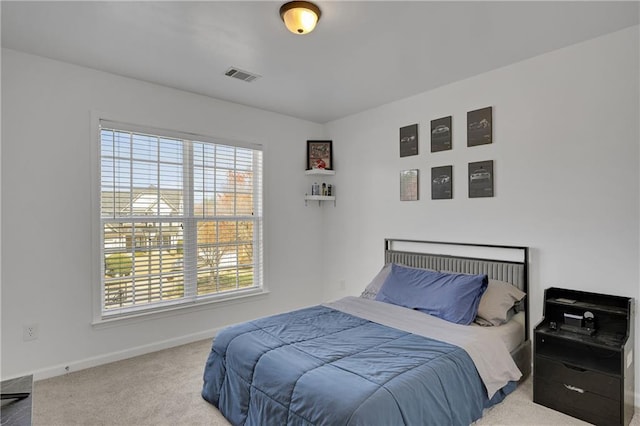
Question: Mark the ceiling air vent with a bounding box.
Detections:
[224,67,261,83]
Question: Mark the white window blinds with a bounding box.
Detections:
[99,121,263,318]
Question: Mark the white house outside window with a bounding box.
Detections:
[99,121,263,318]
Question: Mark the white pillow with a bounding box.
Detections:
[360,263,391,299]
[475,279,526,326]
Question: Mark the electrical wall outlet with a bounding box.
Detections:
[23,323,39,341]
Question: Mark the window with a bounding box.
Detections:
[99,121,263,319]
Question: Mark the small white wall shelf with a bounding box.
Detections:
[305,169,336,206]
[305,169,335,176]
[304,195,336,207]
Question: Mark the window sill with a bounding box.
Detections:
[92,288,270,329]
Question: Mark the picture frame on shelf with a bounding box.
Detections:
[399,124,418,157]
[467,106,492,147]
[307,140,333,170]
[431,116,452,152]
[431,165,453,200]
[468,160,494,198]
[400,169,419,201]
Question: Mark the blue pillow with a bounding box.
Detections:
[374,263,488,325]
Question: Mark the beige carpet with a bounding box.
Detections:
[32,339,637,426]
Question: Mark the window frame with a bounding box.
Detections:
[92,116,265,324]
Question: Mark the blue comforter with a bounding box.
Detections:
[202,305,514,426]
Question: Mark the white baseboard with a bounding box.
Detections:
[23,327,222,382]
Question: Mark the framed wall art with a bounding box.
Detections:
[431,165,452,200]
[399,124,418,157]
[306,140,333,170]
[431,116,452,152]
[400,169,419,201]
[468,160,494,198]
[467,106,492,147]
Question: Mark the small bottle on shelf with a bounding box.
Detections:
[312,182,319,196]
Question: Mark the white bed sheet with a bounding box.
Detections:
[472,311,525,353]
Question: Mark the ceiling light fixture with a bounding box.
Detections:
[279,1,321,35]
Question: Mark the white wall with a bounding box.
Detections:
[1,48,326,379]
[323,26,640,403]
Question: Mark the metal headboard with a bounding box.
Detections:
[384,239,530,340]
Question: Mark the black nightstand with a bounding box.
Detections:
[534,288,634,426]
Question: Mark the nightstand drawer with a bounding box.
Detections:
[534,376,620,426]
[536,355,620,400]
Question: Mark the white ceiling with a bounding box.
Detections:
[2,1,638,123]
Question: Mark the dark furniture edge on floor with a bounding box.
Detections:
[1,374,33,426]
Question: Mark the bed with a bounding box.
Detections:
[202,239,531,425]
